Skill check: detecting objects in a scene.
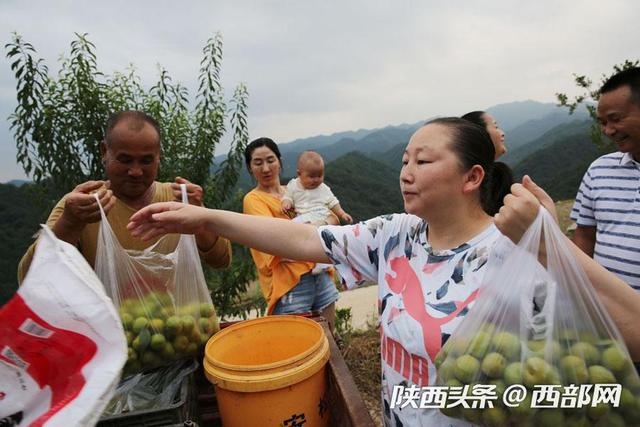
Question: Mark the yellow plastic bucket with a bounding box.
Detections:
[203,316,331,427]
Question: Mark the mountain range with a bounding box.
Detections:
[221,100,595,198]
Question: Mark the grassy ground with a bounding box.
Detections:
[340,199,576,426]
[340,326,382,426]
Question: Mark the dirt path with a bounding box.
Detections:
[336,285,379,331]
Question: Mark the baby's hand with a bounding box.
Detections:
[341,213,353,224]
[282,199,293,214]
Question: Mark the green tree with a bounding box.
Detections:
[5,32,264,318]
[0,182,42,305]
[555,59,639,152]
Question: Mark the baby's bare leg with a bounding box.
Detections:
[323,215,339,226]
[304,214,338,226]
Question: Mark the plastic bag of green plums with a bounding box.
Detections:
[435,208,640,427]
[95,185,218,377]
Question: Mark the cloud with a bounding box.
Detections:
[0,0,639,181]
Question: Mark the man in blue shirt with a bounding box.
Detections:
[571,67,640,289]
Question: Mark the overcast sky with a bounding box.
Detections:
[1,0,638,181]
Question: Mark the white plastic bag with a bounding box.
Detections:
[0,227,127,427]
[436,208,640,426]
[95,185,218,376]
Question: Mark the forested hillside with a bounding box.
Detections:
[0,183,45,303]
[502,119,592,166]
[228,123,419,193]
[512,132,611,200]
[324,151,405,221]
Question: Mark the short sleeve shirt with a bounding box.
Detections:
[284,178,339,218]
[318,214,500,427]
[571,152,640,289]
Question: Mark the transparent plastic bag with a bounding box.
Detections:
[101,358,198,416]
[435,208,640,426]
[95,185,218,376]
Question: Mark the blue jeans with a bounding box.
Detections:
[273,271,340,315]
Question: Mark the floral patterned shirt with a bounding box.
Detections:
[318,214,500,427]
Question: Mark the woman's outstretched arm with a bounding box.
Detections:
[128,202,331,263]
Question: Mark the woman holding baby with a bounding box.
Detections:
[240,137,340,328]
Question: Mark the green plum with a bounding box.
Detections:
[454,355,481,384]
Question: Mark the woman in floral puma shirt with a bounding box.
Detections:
[128,117,514,426]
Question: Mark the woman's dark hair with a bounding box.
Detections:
[461,111,487,128]
[461,110,493,141]
[244,137,283,172]
[426,117,514,216]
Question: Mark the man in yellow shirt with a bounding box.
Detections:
[18,110,231,283]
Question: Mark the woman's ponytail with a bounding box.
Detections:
[482,161,514,216]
